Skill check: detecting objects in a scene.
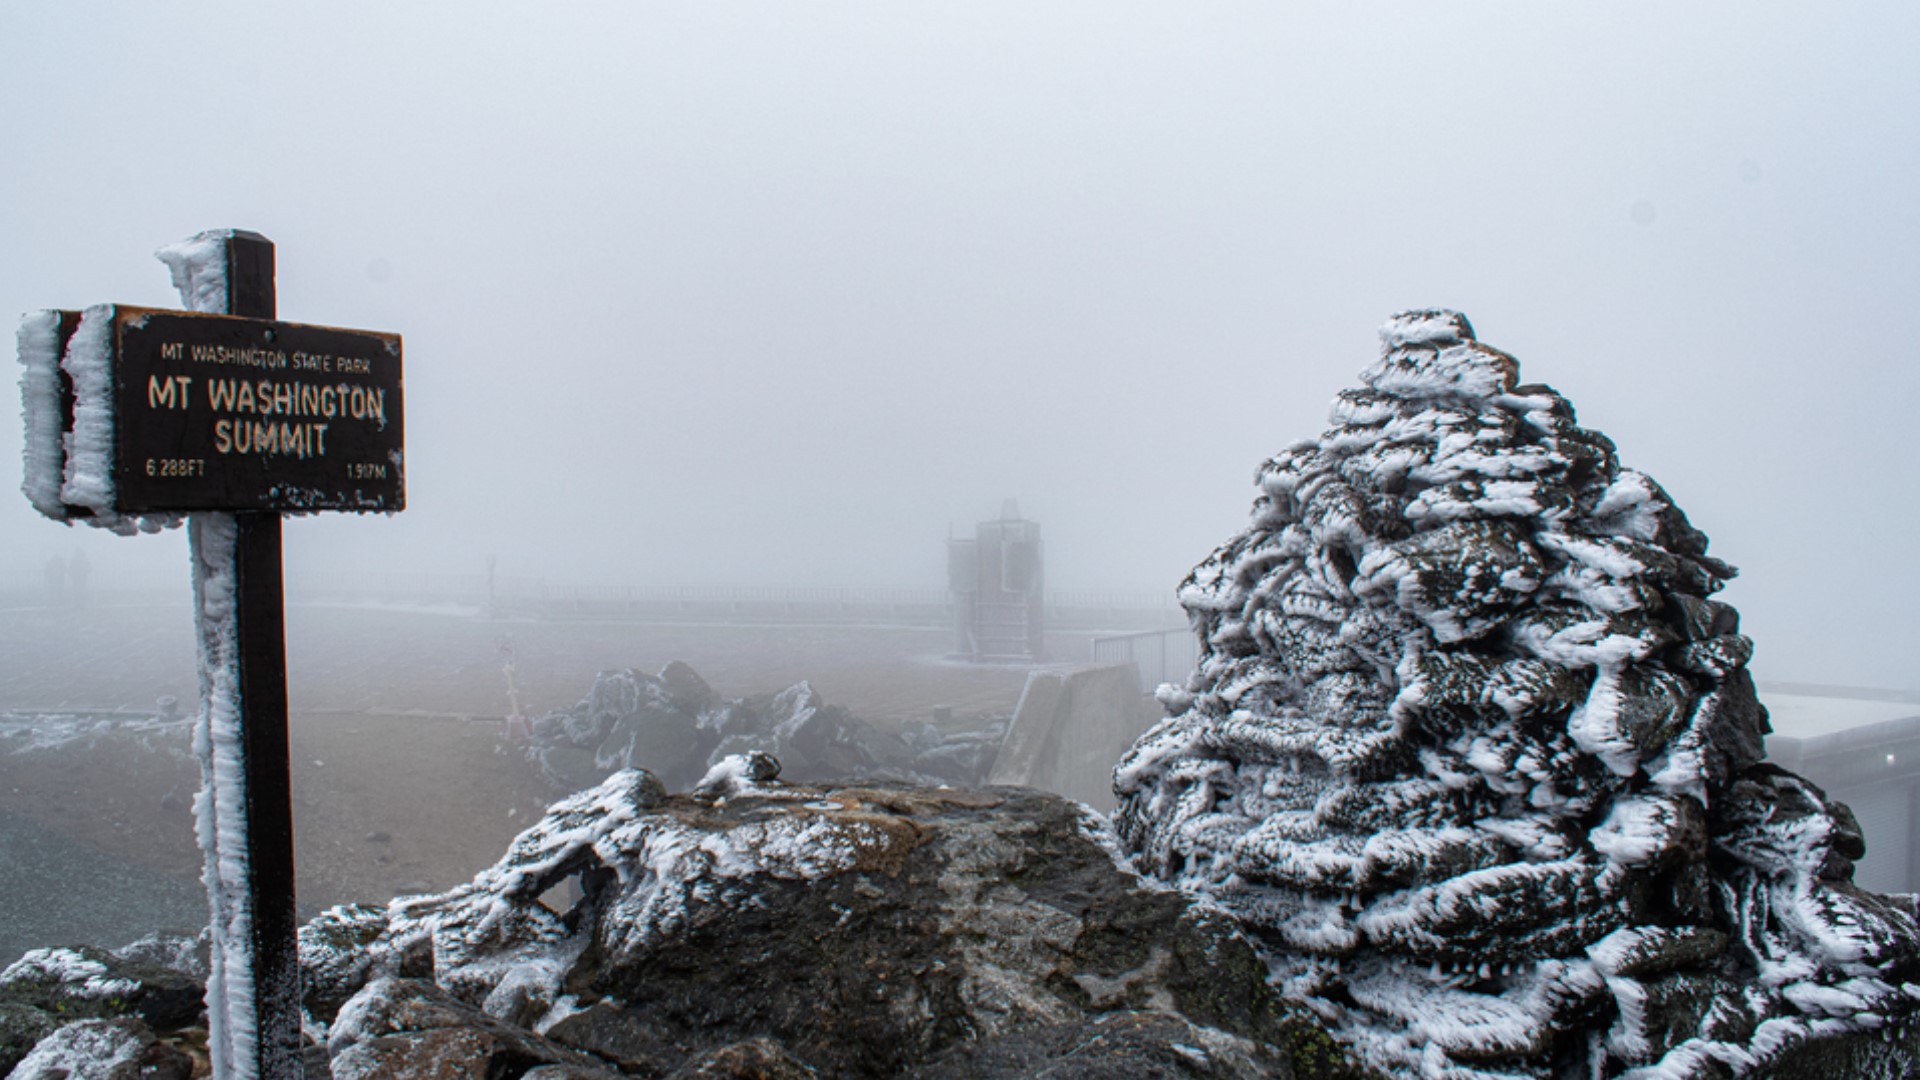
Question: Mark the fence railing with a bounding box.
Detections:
[1091,627,1200,695]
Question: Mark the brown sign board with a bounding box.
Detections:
[96,306,404,513]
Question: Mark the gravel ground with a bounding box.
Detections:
[0,805,206,965]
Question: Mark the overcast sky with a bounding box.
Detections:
[3,2,1916,688]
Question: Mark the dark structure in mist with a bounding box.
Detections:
[948,500,1045,661]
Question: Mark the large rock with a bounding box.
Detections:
[327,976,619,1080]
[298,764,1366,1078]
[1114,309,1920,1077]
[5,1016,193,1080]
[528,666,720,792]
[0,937,205,1075]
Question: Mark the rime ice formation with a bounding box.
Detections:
[155,232,233,317]
[15,304,162,535]
[1113,310,1920,1078]
[16,241,221,531]
[188,512,261,1080]
[16,311,67,522]
[16,303,181,535]
[170,234,262,1080]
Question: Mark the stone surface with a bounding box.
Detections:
[1114,309,1920,1078]
[0,1001,58,1078]
[296,766,1364,1078]
[0,937,205,1075]
[5,1016,191,1080]
[327,976,617,1080]
[658,1037,820,1079]
[903,1009,1292,1079]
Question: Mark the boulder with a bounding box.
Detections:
[0,938,205,1075]
[0,1001,57,1078]
[595,705,714,791]
[6,1016,192,1080]
[529,744,604,794]
[296,765,1366,1078]
[326,976,618,1080]
[655,660,714,713]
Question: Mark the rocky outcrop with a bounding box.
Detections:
[0,937,207,1076]
[298,763,1365,1078]
[326,977,620,1079]
[5,1017,195,1080]
[523,663,1006,794]
[7,762,1361,1077]
[1114,310,1920,1077]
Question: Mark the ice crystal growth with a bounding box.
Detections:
[1113,310,1920,1078]
[17,310,69,521]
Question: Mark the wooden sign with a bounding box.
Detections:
[38,305,404,514]
[17,230,402,1078]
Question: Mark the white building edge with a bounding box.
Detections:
[1761,682,1920,894]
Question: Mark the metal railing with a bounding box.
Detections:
[1091,627,1200,695]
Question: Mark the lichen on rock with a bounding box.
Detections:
[1113,310,1920,1078]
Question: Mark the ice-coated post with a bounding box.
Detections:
[18,226,398,1074]
[184,230,302,1080]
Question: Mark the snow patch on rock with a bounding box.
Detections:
[6,1019,148,1079]
[299,763,910,1017]
[0,949,141,1002]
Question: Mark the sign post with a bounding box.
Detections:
[17,230,404,1079]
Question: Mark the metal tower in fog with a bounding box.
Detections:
[949,500,1044,662]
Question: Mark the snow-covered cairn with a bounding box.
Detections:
[1113,310,1920,1077]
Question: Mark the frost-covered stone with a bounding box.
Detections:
[1113,310,1920,1078]
[326,976,616,1080]
[523,662,1006,793]
[297,768,1362,1078]
[0,939,206,1075]
[5,1016,191,1080]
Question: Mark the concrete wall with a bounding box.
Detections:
[987,663,1162,811]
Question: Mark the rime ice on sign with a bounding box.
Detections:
[15,230,393,1080]
[1113,311,1920,1078]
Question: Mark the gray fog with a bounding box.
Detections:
[2,2,1916,688]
